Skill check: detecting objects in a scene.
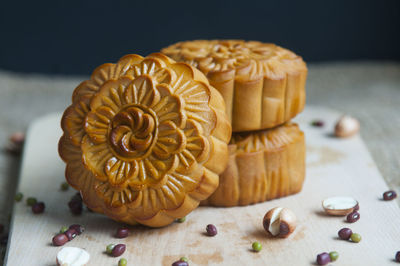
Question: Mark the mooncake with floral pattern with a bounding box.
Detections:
[162,40,307,132]
[59,53,231,227]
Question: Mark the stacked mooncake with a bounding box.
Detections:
[162,40,307,207]
[59,40,307,227]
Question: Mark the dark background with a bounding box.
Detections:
[0,0,399,75]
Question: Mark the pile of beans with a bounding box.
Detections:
[52,224,85,246]
[338,228,361,243]
[316,251,339,265]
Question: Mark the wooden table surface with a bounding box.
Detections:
[6,107,400,265]
[0,61,399,263]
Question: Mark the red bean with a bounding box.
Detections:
[395,251,400,262]
[115,227,129,238]
[52,233,68,246]
[10,132,25,145]
[32,202,45,214]
[346,211,360,223]
[206,224,217,236]
[64,229,77,241]
[316,252,331,265]
[6,132,25,154]
[172,261,188,266]
[111,244,126,257]
[69,224,85,235]
[311,120,324,127]
[383,190,397,201]
[68,199,83,215]
[338,228,352,240]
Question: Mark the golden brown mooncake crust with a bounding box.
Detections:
[201,122,305,207]
[162,40,307,132]
[59,53,231,227]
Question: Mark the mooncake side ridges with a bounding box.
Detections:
[202,122,305,207]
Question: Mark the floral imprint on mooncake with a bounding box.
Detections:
[162,40,307,132]
[59,53,230,227]
[162,40,304,80]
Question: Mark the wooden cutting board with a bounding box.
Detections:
[5,106,400,265]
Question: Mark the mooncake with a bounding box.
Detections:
[59,53,231,227]
[201,122,305,207]
[162,40,307,132]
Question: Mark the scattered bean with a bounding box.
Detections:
[6,132,25,154]
[311,120,324,127]
[52,233,68,246]
[354,203,360,211]
[338,228,353,240]
[346,211,360,223]
[14,192,23,202]
[106,244,116,254]
[64,229,77,241]
[68,197,83,215]
[180,257,188,262]
[60,182,69,191]
[69,224,85,235]
[9,132,25,145]
[172,260,188,266]
[252,241,262,252]
[350,233,361,243]
[383,190,397,201]
[395,251,400,262]
[206,224,217,236]
[177,217,186,223]
[60,226,68,234]
[329,251,339,262]
[32,202,45,214]
[119,258,128,266]
[116,227,129,238]
[316,252,331,265]
[111,244,126,257]
[26,197,37,206]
